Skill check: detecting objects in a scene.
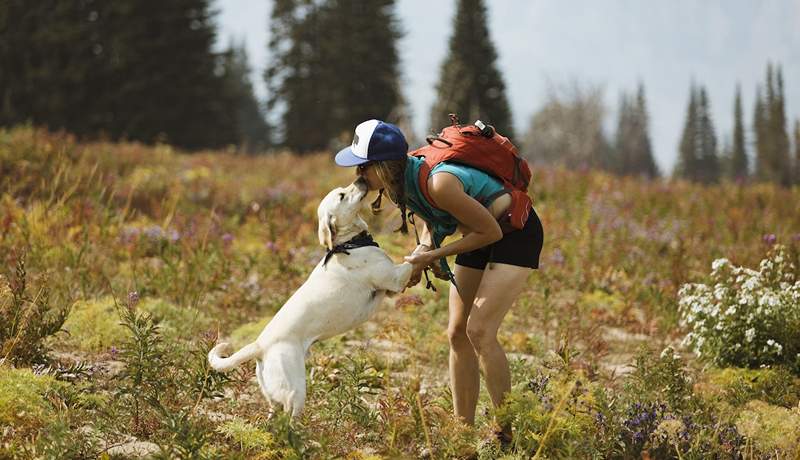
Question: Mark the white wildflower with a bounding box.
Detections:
[745,328,755,343]
[712,258,730,271]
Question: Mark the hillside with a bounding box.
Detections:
[1,126,799,458]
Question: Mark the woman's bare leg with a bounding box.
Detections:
[448,264,484,424]
[466,264,531,414]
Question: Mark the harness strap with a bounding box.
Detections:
[323,231,379,266]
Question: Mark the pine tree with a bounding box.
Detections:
[614,93,634,175]
[103,0,237,149]
[0,1,104,134]
[754,62,792,185]
[696,87,720,183]
[771,65,791,186]
[266,0,403,153]
[794,120,800,185]
[219,42,270,153]
[632,84,659,178]
[675,85,699,181]
[728,84,748,180]
[754,84,769,181]
[429,0,513,138]
[0,0,239,149]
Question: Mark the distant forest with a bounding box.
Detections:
[1,0,798,184]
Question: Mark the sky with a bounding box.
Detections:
[214,0,800,173]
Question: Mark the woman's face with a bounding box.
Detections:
[357,163,383,191]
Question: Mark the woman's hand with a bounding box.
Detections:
[404,244,434,287]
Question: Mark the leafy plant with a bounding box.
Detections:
[0,252,70,365]
[679,245,800,372]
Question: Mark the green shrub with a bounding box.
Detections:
[0,254,70,365]
[216,418,289,459]
[679,245,800,372]
[735,400,800,454]
[0,365,64,435]
[59,295,211,353]
[701,366,800,408]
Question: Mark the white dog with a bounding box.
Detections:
[208,178,413,416]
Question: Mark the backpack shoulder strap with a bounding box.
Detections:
[416,159,441,210]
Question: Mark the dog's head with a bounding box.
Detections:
[317,177,369,250]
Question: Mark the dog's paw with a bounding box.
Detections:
[210,342,232,357]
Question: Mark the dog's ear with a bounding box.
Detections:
[318,213,336,250]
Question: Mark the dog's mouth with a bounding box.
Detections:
[354,176,368,199]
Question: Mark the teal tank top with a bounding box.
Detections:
[403,155,506,248]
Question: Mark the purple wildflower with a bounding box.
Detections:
[266,241,279,253]
[221,233,234,246]
[110,346,118,358]
[128,291,139,307]
[549,248,565,265]
[762,234,777,245]
[792,233,800,243]
[144,225,163,240]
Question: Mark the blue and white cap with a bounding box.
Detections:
[335,119,408,166]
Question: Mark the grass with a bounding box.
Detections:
[1,125,800,458]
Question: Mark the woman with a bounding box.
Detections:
[335,119,544,441]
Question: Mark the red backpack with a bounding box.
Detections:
[410,114,534,231]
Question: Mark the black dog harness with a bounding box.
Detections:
[323,231,380,266]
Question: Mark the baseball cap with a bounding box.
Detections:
[335,119,408,167]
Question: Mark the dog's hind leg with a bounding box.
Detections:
[257,341,307,417]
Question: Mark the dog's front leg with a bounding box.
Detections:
[375,262,414,294]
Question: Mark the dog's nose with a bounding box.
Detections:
[354,175,368,191]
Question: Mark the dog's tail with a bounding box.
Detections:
[208,342,262,372]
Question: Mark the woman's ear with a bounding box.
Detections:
[318,213,336,250]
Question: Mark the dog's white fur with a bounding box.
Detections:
[208,179,413,417]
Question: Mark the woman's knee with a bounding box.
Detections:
[465,321,497,354]
[447,321,471,349]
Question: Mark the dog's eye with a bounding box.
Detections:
[339,193,345,200]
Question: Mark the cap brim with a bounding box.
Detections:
[335,147,370,166]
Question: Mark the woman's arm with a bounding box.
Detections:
[405,172,502,267]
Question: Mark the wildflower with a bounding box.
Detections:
[221,233,234,246]
[144,225,164,240]
[745,328,755,343]
[762,234,777,245]
[712,258,729,271]
[110,346,118,358]
[549,248,565,265]
[265,241,279,252]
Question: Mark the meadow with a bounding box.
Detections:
[1,126,799,459]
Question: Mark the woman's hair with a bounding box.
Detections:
[369,158,408,234]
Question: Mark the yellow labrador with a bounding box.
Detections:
[208,178,413,416]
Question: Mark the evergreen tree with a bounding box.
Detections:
[771,65,791,186]
[675,85,699,181]
[219,41,270,152]
[754,85,769,181]
[0,1,104,135]
[266,0,403,153]
[728,84,748,180]
[429,0,513,138]
[794,120,800,185]
[696,87,720,183]
[614,93,634,175]
[631,84,659,178]
[102,0,237,149]
[0,0,239,150]
[754,63,792,185]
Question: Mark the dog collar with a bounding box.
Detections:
[323,231,380,266]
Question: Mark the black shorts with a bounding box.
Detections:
[455,207,544,270]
